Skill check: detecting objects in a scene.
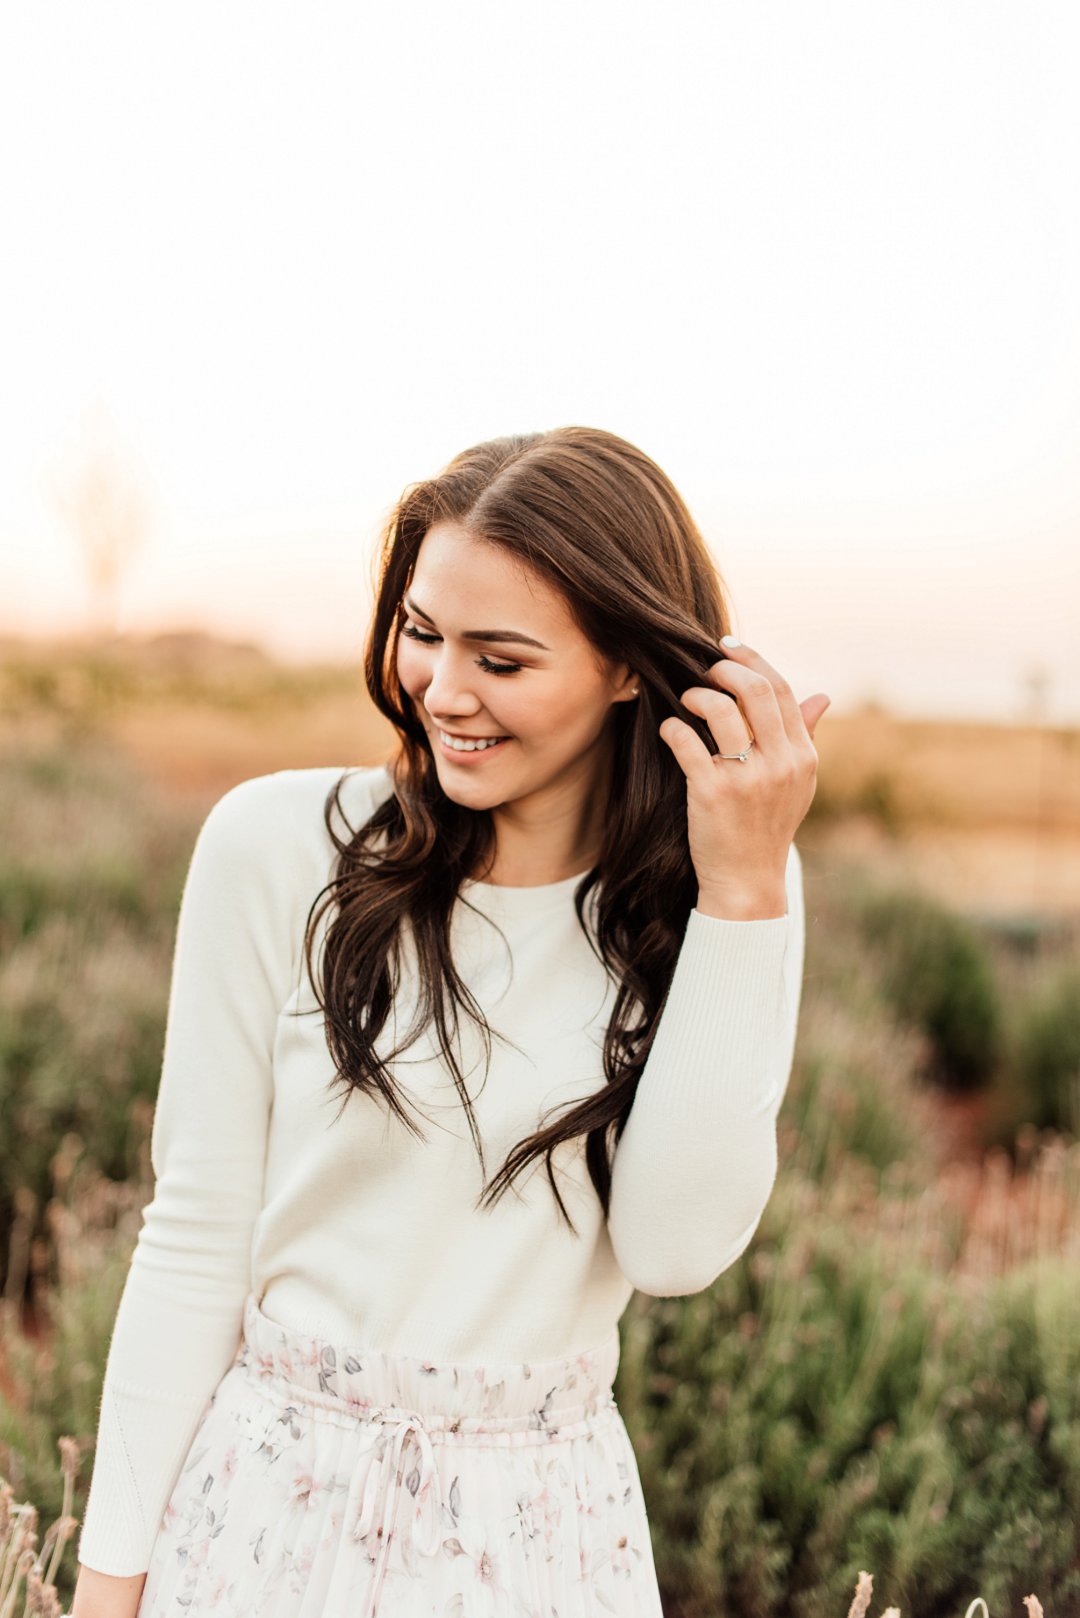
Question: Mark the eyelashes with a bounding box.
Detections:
[399,623,523,677]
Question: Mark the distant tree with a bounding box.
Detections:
[1020,663,1051,726]
[51,405,151,637]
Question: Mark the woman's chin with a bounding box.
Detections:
[435,763,508,801]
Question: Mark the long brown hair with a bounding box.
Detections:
[301,426,734,1236]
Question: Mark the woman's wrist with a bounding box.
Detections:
[70,1564,148,1618]
[694,882,788,920]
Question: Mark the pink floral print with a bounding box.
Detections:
[134,1291,663,1616]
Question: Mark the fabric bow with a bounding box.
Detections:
[345,1405,446,1615]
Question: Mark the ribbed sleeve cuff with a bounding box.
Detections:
[76,1380,214,1576]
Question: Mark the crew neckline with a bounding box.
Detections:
[458,865,601,919]
[462,866,593,894]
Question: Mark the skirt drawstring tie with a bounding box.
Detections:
[346,1405,445,1614]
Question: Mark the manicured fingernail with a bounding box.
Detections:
[721,634,741,648]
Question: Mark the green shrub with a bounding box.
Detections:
[0,738,190,1292]
[780,993,939,1187]
[856,889,1002,1092]
[0,907,170,1295]
[0,736,189,948]
[1010,966,1080,1134]
[617,1166,1080,1618]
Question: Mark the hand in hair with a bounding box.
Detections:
[657,638,829,920]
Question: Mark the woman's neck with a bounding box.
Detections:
[464,730,616,887]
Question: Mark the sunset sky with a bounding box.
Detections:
[2,2,1078,722]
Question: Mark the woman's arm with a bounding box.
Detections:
[74,773,302,1577]
[613,631,822,1296]
[69,1566,146,1618]
[606,840,805,1295]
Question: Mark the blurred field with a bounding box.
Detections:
[2,630,1078,918]
[808,708,1080,922]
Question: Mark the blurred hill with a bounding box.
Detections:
[0,628,388,794]
[0,626,296,684]
[2,629,1078,916]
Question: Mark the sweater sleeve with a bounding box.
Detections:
[606,840,805,1297]
[76,773,302,1576]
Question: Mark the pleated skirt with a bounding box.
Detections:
[135,1291,664,1617]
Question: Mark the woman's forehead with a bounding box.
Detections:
[410,523,576,635]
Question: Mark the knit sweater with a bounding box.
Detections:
[76,762,806,1576]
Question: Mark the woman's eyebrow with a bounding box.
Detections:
[403,594,551,650]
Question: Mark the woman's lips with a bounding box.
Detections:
[436,732,512,761]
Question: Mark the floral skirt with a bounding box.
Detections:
[135,1291,664,1617]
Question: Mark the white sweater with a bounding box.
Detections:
[76,763,805,1575]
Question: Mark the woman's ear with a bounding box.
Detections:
[610,664,640,703]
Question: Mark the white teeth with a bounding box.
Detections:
[438,731,507,752]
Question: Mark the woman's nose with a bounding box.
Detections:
[420,652,481,716]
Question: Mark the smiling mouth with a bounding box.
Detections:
[437,729,511,753]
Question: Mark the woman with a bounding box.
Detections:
[72,426,827,1617]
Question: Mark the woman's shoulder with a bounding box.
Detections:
[193,762,396,876]
[209,759,392,814]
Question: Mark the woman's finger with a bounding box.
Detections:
[700,660,788,755]
[801,692,832,740]
[658,713,735,787]
[678,687,755,758]
[709,639,809,750]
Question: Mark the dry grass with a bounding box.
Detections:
[796,1125,1080,1285]
[843,1570,1045,1618]
[0,1440,79,1618]
[806,711,1080,919]
[812,712,1080,835]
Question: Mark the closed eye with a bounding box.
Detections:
[400,623,523,676]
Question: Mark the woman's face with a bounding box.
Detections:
[395,520,637,818]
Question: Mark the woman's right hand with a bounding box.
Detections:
[69,1564,148,1618]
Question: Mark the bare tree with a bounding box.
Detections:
[1020,663,1051,727]
[51,406,151,637]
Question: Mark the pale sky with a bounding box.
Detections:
[2,1,1078,722]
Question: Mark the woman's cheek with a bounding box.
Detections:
[396,642,424,699]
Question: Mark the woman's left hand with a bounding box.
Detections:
[658,637,830,919]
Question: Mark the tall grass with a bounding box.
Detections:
[0,1439,79,1618]
[0,1139,139,1608]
